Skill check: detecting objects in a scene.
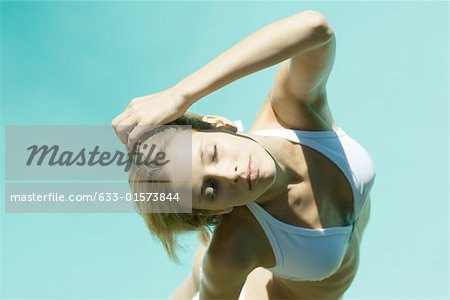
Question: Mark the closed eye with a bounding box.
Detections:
[211,143,217,162]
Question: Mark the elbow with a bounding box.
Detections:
[297,10,334,42]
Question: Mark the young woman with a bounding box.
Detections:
[112,10,376,299]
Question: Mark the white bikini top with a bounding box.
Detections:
[245,126,376,281]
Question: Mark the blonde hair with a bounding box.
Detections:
[128,112,221,263]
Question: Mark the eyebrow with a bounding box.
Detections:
[198,181,204,204]
[198,189,204,204]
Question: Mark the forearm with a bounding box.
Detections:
[176,10,333,104]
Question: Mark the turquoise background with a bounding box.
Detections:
[1,1,449,299]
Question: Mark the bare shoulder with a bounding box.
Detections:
[198,209,262,298]
[251,23,337,132]
[250,87,335,132]
[206,207,263,269]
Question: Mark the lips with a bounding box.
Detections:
[247,156,256,190]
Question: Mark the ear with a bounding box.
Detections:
[195,207,234,216]
[201,115,238,133]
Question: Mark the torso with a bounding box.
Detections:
[216,89,371,299]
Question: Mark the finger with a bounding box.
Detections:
[111,110,130,129]
[116,117,137,145]
[128,124,158,151]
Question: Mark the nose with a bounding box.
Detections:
[206,165,240,185]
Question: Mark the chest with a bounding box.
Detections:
[259,140,354,230]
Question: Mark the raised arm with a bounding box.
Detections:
[176,10,333,105]
[112,10,333,148]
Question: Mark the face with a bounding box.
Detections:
[189,128,277,212]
